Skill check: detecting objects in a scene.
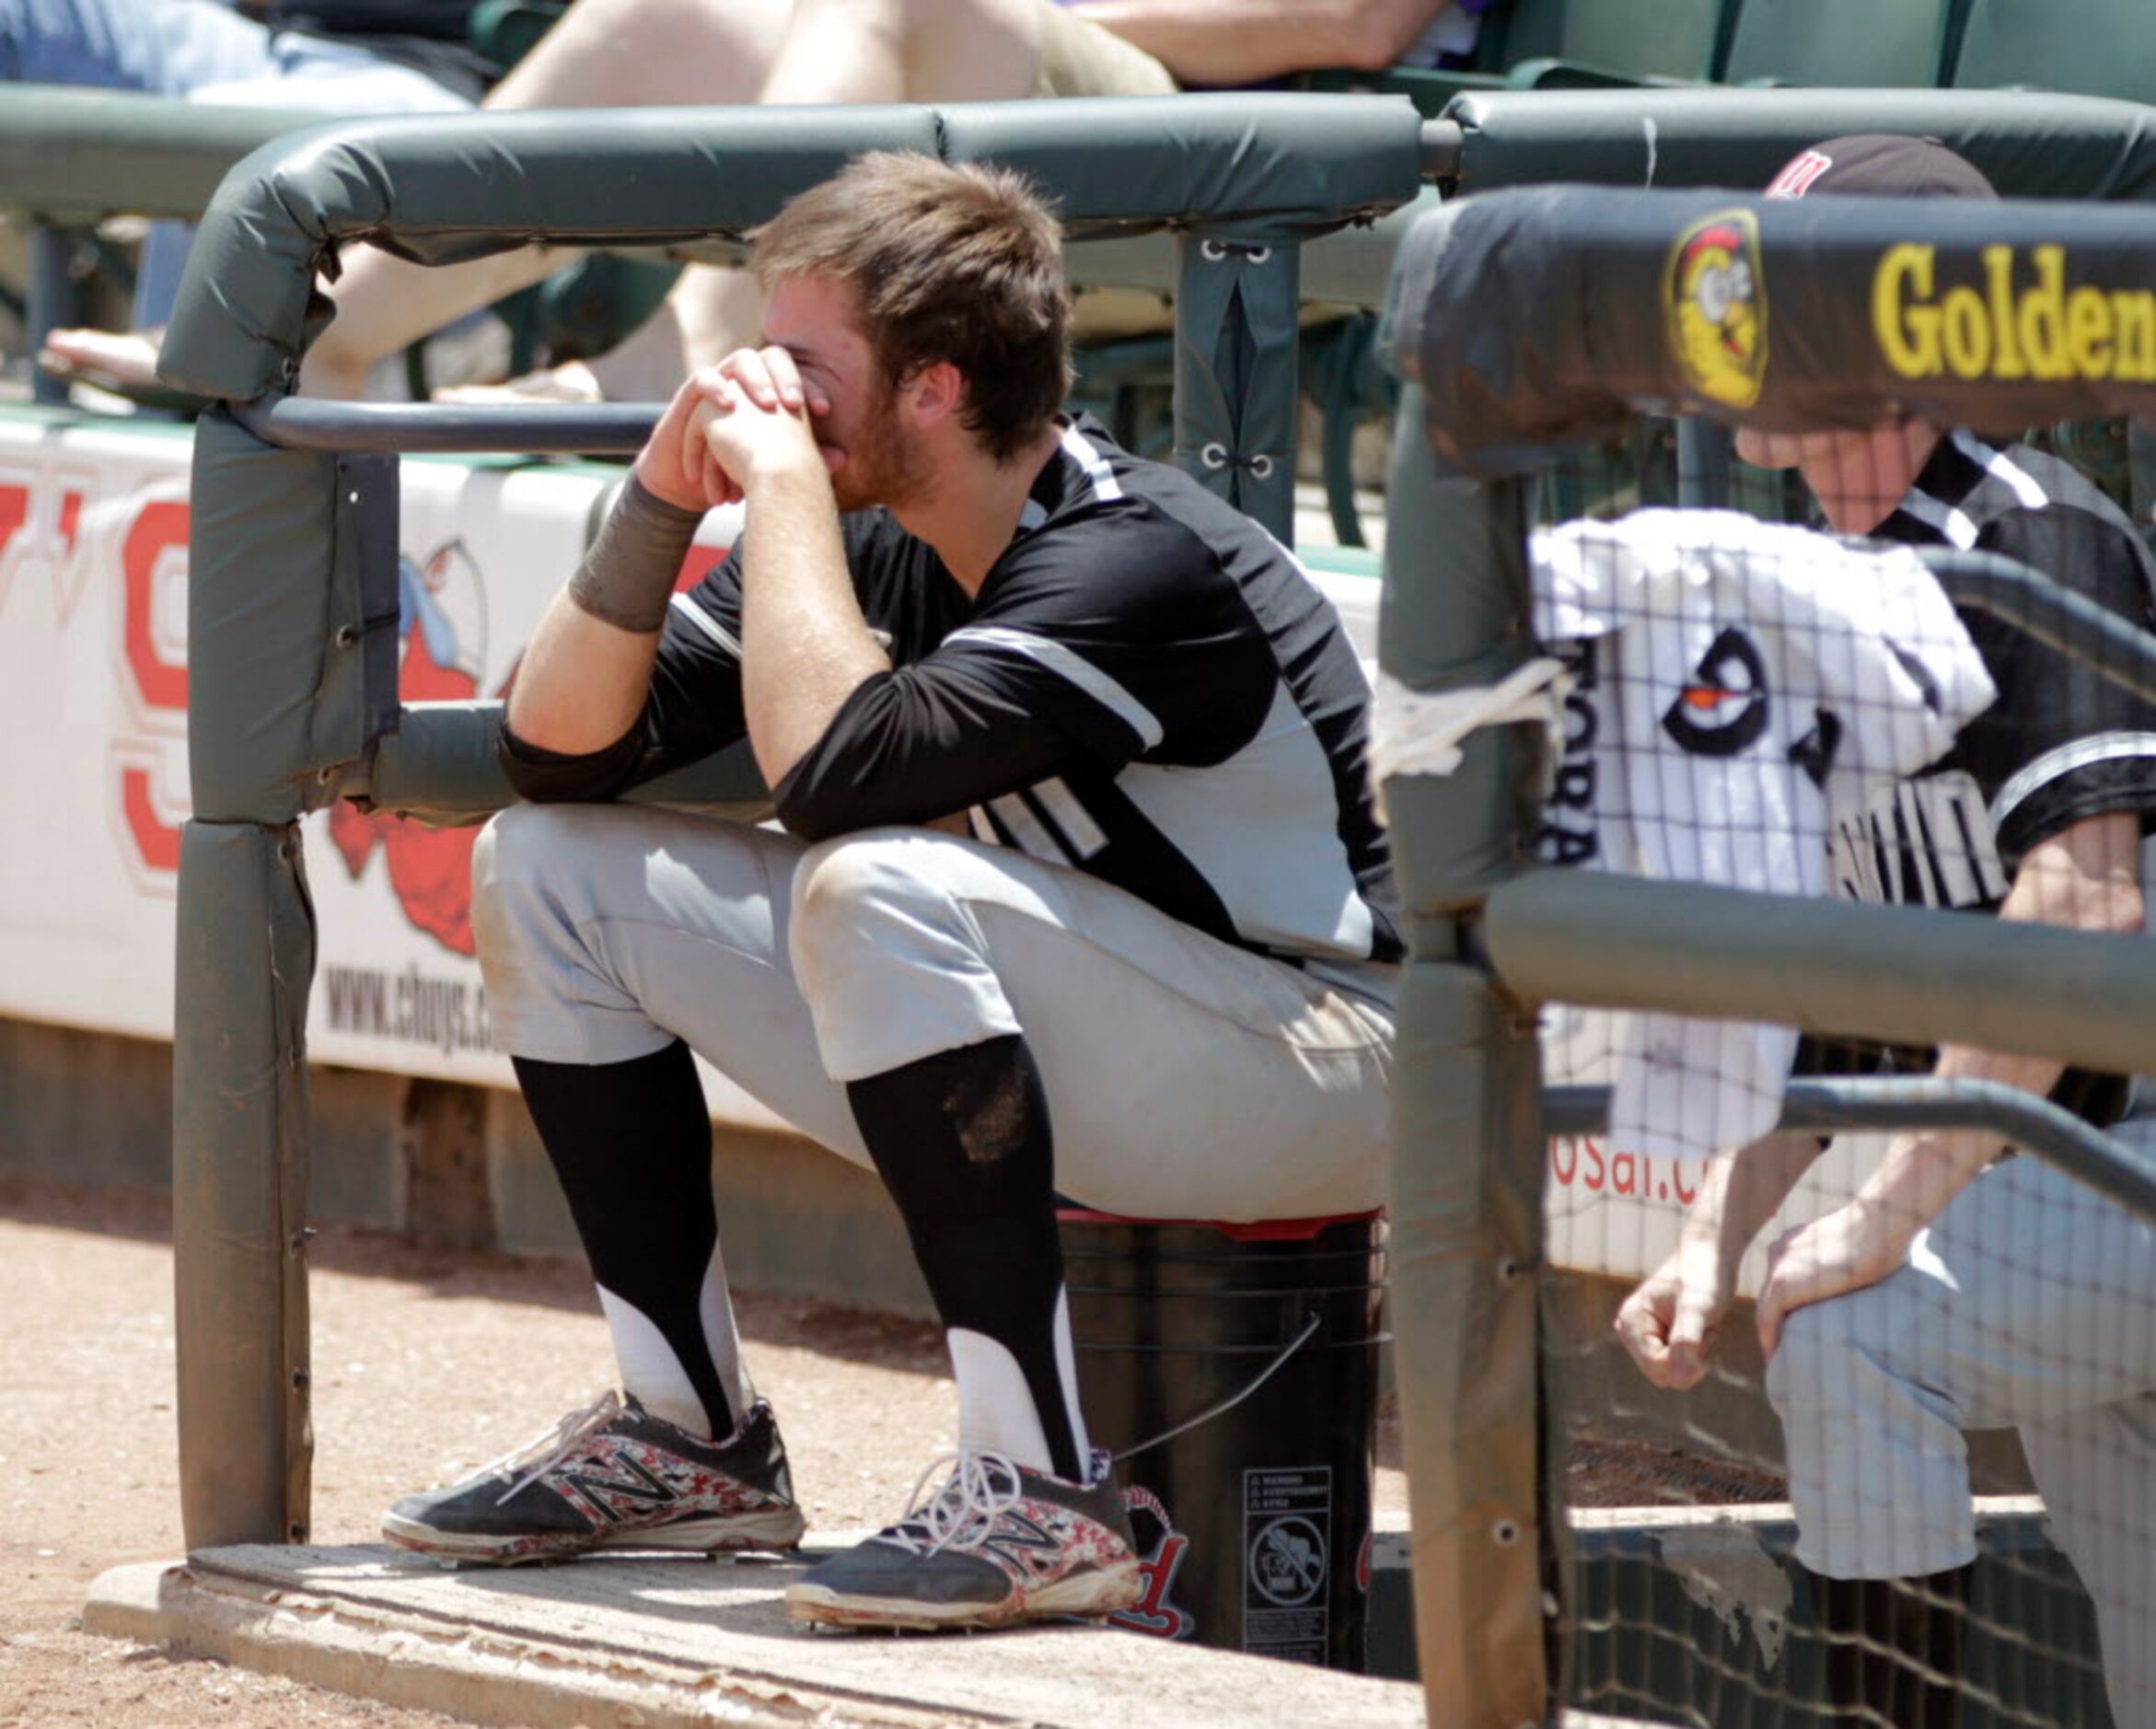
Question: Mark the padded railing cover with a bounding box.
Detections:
[0,87,326,221]
[1387,185,2156,476]
[159,94,1425,403]
[1444,86,2156,199]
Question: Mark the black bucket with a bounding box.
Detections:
[1058,1209,1386,1671]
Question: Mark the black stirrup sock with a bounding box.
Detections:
[1814,1562,1975,1729]
[845,1034,1088,1481]
[513,1040,743,1439]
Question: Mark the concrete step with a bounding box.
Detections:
[87,1537,1426,1729]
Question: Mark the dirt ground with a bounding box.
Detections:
[0,1173,1409,1727]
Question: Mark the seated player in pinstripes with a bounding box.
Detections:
[1614,137,2156,1727]
[379,151,1400,1632]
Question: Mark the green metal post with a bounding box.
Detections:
[175,412,396,1549]
[26,222,72,407]
[173,820,316,1548]
[1379,384,1554,1728]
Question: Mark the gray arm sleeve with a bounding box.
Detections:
[567,474,706,633]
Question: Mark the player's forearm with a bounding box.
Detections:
[505,592,663,755]
[1852,1039,2077,1238]
[738,461,889,788]
[1855,812,2145,1236]
[1687,1131,1827,1285]
[1065,0,1447,82]
[506,476,698,754]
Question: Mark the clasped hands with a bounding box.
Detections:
[634,347,838,514]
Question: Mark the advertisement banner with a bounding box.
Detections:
[0,408,784,1129]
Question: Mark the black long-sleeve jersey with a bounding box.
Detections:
[1831,431,2156,907]
[1814,431,2156,1122]
[505,417,1401,977]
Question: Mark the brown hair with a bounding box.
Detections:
[751,151,1073,463]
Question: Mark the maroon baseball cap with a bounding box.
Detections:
[1764,133,1999,201]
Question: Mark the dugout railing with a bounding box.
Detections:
[154,88,1434,1556]
[23,81,2156,437]
[20,77,2156,509]
[22,78,2156,355]
[0,82,1438,540]
[1379,182,2156,1724]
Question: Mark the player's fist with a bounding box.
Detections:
[1614,1240,1725,1390]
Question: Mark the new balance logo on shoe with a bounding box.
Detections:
[787,1446,1142,1631]
[554,1442,706,1523]
[382,1391,806,1565]
[977,1506,1065,1577]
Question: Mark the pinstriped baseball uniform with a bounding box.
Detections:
[1771,432,2156,1725]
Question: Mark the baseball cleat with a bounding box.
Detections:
[786,1446,1141,1631]
[382,1390,806,1564]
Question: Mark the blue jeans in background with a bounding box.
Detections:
[1,0,469,325]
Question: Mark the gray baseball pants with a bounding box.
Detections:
[1767,1137,2156,1723]
[470,802,1396,1223]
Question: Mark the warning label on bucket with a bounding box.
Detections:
[1243,1466,1331,1661]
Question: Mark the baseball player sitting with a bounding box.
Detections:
[1614,138,2156,1727]
[377,151,1399,1632]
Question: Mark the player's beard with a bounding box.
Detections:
[828,377,930,515]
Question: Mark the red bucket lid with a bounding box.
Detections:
[1054,1207,1384,1242]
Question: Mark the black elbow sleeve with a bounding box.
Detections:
[770,751,862,842]
[498,720,645,804]
[770,780,841,842]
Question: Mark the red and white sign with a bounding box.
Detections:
[0,409,781,1129]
